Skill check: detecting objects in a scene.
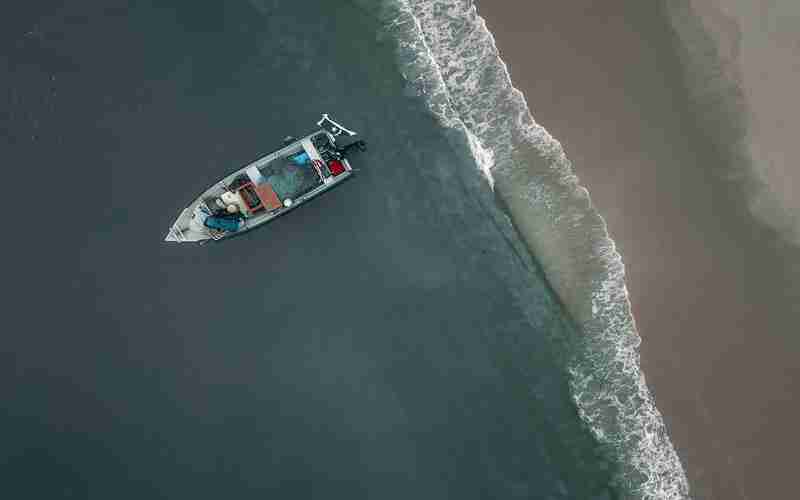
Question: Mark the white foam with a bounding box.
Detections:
[372,0,692,497]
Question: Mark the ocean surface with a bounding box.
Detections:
[4,1,687,499]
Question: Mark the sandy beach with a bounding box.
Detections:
[476,1,800,498]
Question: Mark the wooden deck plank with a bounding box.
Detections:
[254,182,283,210]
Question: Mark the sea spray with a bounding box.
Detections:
[363,0,691,497]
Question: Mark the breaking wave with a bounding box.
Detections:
[358,0,692,498]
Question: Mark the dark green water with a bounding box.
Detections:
[4,1,617,498]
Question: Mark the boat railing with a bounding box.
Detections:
[317,114,357,137]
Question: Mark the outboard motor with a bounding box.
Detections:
[315,114,365,161]
[335,140,367,158]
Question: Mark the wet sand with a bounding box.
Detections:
[476,1,800,498]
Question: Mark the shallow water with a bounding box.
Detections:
[3,0,628,498]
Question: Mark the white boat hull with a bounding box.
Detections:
[165,116,359,243]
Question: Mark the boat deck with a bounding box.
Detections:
[258,157,322,201]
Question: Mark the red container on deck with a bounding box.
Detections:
[328,159,346,176]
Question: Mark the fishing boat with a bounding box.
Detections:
[164,115,365,243]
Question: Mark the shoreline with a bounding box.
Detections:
[475,1,800,498]
[399,2,688,497]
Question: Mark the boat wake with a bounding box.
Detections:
[359,0,692,498]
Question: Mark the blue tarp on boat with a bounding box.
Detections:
[289,151,310,164]
[204,215,241,232]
